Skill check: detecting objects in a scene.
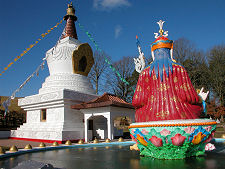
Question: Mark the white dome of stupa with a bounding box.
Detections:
[39,4,95,95]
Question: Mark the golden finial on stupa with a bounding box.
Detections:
[66,2,75,16]
[64,2,77,21]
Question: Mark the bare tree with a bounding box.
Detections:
[106,56,135,103]
[173,38,210,90]
[173,38,196,64]
[88,51,110,94]
[208,45,225,106]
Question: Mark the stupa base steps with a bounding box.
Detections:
[15,122,83,131]
[10,130,83,143]
[10,121,84,143]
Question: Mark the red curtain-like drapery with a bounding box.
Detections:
[133,64,203,122]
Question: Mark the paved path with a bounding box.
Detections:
[0,139,53,149]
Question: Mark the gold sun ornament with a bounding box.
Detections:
[72,43,94,76]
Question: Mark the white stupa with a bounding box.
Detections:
[10,3,98,143]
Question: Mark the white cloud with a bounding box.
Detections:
[115,25,122,39]
[93,0,131,10]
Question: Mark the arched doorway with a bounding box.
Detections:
[87,115,108,141]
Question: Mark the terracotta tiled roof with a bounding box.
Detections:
[71,93,134,109]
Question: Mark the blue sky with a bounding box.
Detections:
[0,0,225,97]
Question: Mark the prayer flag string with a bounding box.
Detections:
[77,21,130,86]
[2,19,63,115]
[0,20,63,77]
[2,60,46,116]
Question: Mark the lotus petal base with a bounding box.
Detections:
[129,119,217,159]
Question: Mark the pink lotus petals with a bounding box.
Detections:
[205,143,216,151]
[141,129,149,135]
[160,129,171,136]
[171,133,186,146]
[149,136,163,147]
[184,127,195,134]
[131,129,135,134]
[205,126,212,132]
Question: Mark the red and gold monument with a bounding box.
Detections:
[129,20,217,159]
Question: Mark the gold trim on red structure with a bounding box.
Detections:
[128,121,217,129]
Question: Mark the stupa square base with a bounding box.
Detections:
[10,129,83,143]
[9,137,81,144]
[129,119,217,159]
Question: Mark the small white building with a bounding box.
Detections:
[10,4,134,143]
[72,92,135,141]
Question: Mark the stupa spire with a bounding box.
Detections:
[62,2,78,39]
